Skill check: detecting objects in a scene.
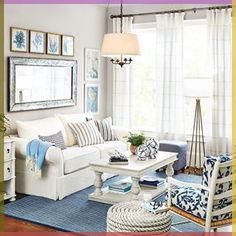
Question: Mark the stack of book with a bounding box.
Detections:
[108,180,132,194]
[108,150,129,165]
[139,175,165,188]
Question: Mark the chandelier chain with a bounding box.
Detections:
[120,0,123,33]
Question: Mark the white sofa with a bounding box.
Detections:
[13,113,129,200]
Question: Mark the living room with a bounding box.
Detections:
[2,1,233,233]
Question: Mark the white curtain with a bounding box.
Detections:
[207,9,232,155]
[155,13,185,140]
[112,17,133,128]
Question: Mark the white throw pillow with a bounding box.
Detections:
[55,113,91,147]
[68,120,104,147]
[93,117,118,141]
[16,117,67,142]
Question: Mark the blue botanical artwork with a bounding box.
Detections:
[85,49,100,81]
[49,39,58,53]
[11,28,27,52]
[62,35,74,56]
[47,34,60,55]
[86,86,99,113]
[30,31,45,53]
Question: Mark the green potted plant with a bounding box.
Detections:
[0,114,11,136]
[126,132,146,155]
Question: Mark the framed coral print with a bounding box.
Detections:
[29,30,46,54]
[62,35,74,57]
[84,48,100,81]
[10,27,28,52]
[84,84,99,114]
[47,33,61,55]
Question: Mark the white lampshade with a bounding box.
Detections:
[184,79,212,98]
[101,33,140,57]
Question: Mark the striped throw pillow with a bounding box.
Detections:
[93,117,117,141]
[68,120,104,147]
[39,131,66,150]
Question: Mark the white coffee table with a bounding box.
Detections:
[88,151,178,204]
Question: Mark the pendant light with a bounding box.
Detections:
[101,1,140,67]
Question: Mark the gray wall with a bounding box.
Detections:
[4,4,108,124]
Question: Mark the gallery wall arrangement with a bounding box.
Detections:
[84,48,100,115]
[10,27,74,57]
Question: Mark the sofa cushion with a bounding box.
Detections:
[69,120,104,147]
[92,141,127,159]
[39,131,66,150]
[16,117,67,141]
[63,146,100,174]
[55,113,88,147]
[93,117,118,141]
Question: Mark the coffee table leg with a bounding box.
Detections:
[94,171,103,196]
[166,163,174,177]
[131,177,140,197]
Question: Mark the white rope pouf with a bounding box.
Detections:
[107,201,171,232]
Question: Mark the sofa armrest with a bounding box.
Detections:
[112,126,130,142]
[45,146,64,176]
[12,136,29,159]
[13,136,64,176]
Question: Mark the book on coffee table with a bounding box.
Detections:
[108,155,129,165]
[139,175,165,188]
[108,181,132,194]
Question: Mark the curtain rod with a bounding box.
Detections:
[110,5,232,19]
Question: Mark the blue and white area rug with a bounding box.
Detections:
[4,173,203,232]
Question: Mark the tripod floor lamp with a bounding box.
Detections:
[184,80,210,175]
[186,98,206,175]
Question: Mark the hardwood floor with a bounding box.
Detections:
[3,216,57,232]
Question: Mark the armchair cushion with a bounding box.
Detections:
[201,154,232,221]
[171,186,232,222]
[201,154,232,193]
[171,186,206,219]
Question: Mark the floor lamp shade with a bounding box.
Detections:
[101,33,140,57]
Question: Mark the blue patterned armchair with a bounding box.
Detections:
[167,154,232,232]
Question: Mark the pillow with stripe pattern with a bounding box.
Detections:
[93,117,118,141]
[38,131,66,150]
[68,120,104,147]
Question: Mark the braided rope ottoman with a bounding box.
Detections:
[107,201,171,232]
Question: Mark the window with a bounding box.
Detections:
[183,19,212,136]
[130,25,156,131]
[129,20,211,135]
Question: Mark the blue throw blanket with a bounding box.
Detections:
[26,139,53,177]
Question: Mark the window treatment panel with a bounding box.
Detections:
[207,9,232,155]
[155,13,186,140]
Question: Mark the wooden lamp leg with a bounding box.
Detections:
[186,98,205,175]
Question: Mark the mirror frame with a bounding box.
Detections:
[8,57,78,112]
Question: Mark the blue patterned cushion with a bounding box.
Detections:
[201,154,232,222]
[171,186,206,219]
[201,154,232,190]
[171,186,232,221]
[172,154,232,222]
